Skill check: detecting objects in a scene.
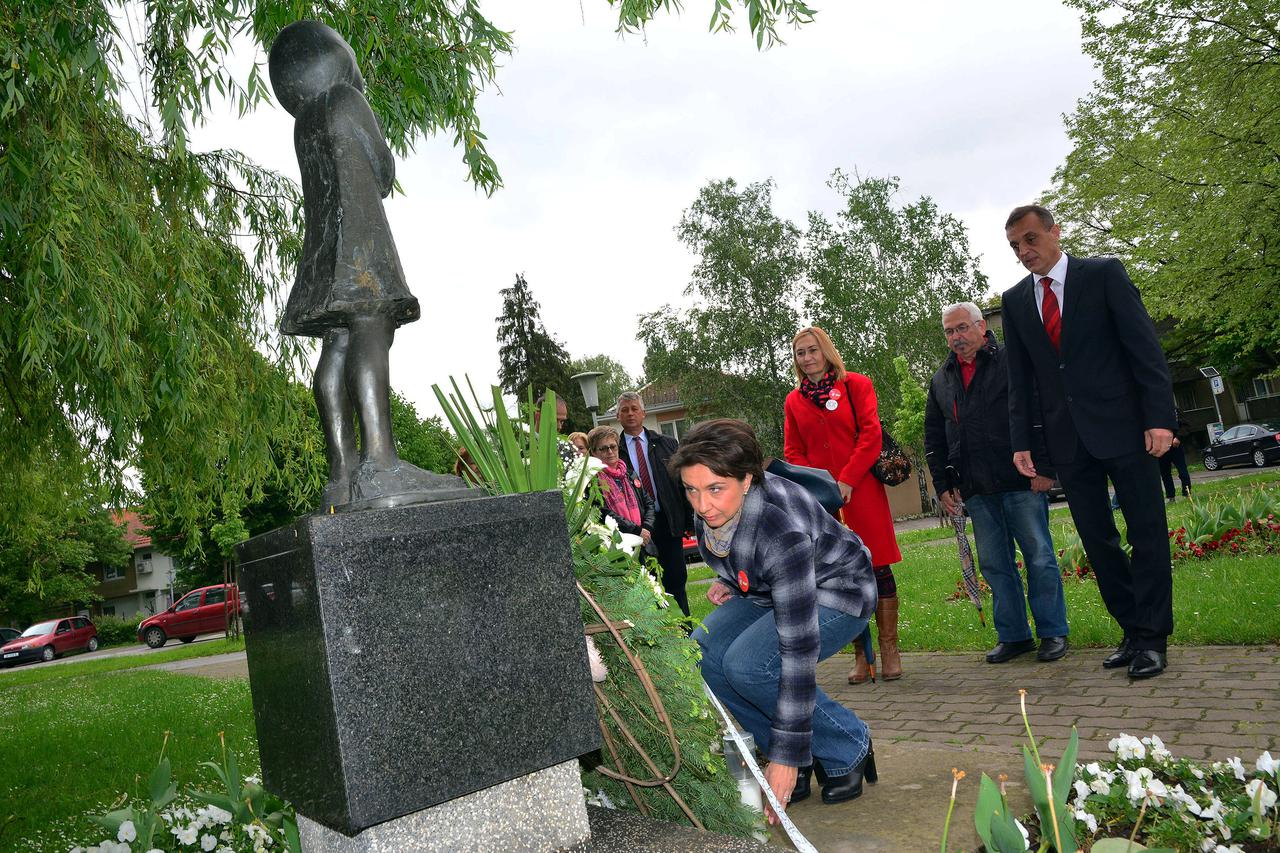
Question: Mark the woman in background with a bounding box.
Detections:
[587,426,654,548]
[783,326,904,683]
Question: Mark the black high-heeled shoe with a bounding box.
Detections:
[820,743,877,804]
[791,765,813,803]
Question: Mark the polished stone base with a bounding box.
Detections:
[236,491,600,836]
[297,760,589,853]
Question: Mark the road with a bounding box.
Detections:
[5,631,232,670]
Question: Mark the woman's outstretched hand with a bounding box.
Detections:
[763,762,798,825]
[707,582,735,606]
[838,480,853,504]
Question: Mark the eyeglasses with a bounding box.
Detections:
[943,323,974,337]
[595,444,619,453]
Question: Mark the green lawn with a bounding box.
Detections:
[0,670,258,851]
[685,470,1280,649]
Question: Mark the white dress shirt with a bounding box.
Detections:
[1033,251,1069,322]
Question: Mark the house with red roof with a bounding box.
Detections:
[87,510,178,618]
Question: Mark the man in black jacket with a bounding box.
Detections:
[616,391,692,615]
[925,302,1069,664]
[1003,205,1175,679]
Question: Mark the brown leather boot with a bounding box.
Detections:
[877,597,902,680]
[847,644,871,684]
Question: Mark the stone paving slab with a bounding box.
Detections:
[820,645,1280,763]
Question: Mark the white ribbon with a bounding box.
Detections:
[702,682,820,853]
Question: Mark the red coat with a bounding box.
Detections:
[783,373,902,566]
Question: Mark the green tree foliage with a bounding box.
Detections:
[0,450,132,625]
[639,179,804,454]
[568,354,639,416]
[389,390,458,476]
[806,171,989,419]
[891,355,931,512]
[0,0,812,551]
[1047,0,1280,374]
[495,274,587,430]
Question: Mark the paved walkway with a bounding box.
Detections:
[169,644,1279,850]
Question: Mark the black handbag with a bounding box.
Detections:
[847,380,913,487]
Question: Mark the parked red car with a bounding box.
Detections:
[1,616,99,667]
[138,584,241,649]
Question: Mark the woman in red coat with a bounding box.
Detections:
[783,326,904,682]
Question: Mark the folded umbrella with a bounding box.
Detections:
[950,503,986,626]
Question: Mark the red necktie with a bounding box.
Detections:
[1040,276,1061,352]
[632,436,655,499]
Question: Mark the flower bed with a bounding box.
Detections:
[944,691,1280,853]
[1056,489,1280,579]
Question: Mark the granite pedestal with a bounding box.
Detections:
[235,491,600,843]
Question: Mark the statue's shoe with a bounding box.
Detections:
[346,459,477,510]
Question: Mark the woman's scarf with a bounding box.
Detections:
[799,371,837,408]
[597,460,641,526]
[702,505,744,558]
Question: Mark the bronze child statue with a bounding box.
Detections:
[269,20,470,511]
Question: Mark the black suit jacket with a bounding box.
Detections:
[619,428,691,537]
[1003,255,1175,463]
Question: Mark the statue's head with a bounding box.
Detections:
[268,20,364,117]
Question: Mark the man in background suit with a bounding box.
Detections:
[616,391,692,616]
[1002,205,1176,678]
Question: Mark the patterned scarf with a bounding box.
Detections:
[798,371,837,408]
[597,460,641,526]
[702,505,744,558]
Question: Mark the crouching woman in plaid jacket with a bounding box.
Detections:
[671,419,880,825]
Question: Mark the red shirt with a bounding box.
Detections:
[960,358,977,390]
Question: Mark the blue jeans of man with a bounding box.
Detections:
[693,596,870,774]
[965,490,1069,643]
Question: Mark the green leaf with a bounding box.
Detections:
[973,772,1003,850]
[1090,840,1149,852]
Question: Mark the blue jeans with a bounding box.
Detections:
[693,597,870,773]
[965,490,1069,643]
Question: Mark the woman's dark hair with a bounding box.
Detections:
[668,419,765,483]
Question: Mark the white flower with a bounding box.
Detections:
[200,835,218,852]
[147,849,165,853]
[197,806,232,826]
[1073,779,1090,803]
[1142,734,1172,762]
[1167,784,1204,816]
[1213,845,1245,853]
[244,774,262,785]
[1226,756,1246,781]
[117,821,137,843]
[174,824,199,845]
[1072,808,1098,834]
[1109,733,1146,761]
[1245,778,1277,812]
[1201,840,1216,852]
[1191,766,1205,780]
[1084,762,1102,776]
[1013,819,1030,851]
[1258,751,1279,778]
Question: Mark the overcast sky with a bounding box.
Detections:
[194,0,1098,419]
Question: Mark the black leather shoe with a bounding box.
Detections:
[986,639,1036,663]
[1037,636,1069,661]
[821,744,877,804]
[1103,638,1138,669]
[791,765,813,803]
[1128,650,1167,679]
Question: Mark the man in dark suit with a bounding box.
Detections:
[616,391,692,616]
[1002,205,1176,678]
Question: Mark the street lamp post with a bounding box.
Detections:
[571,371,605,428]
[1198,366,1225,442]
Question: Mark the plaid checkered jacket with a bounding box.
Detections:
[697,472,878,766]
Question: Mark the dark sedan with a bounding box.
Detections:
[1202,422,1280,471]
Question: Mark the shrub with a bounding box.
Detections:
[93,614,144,648]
